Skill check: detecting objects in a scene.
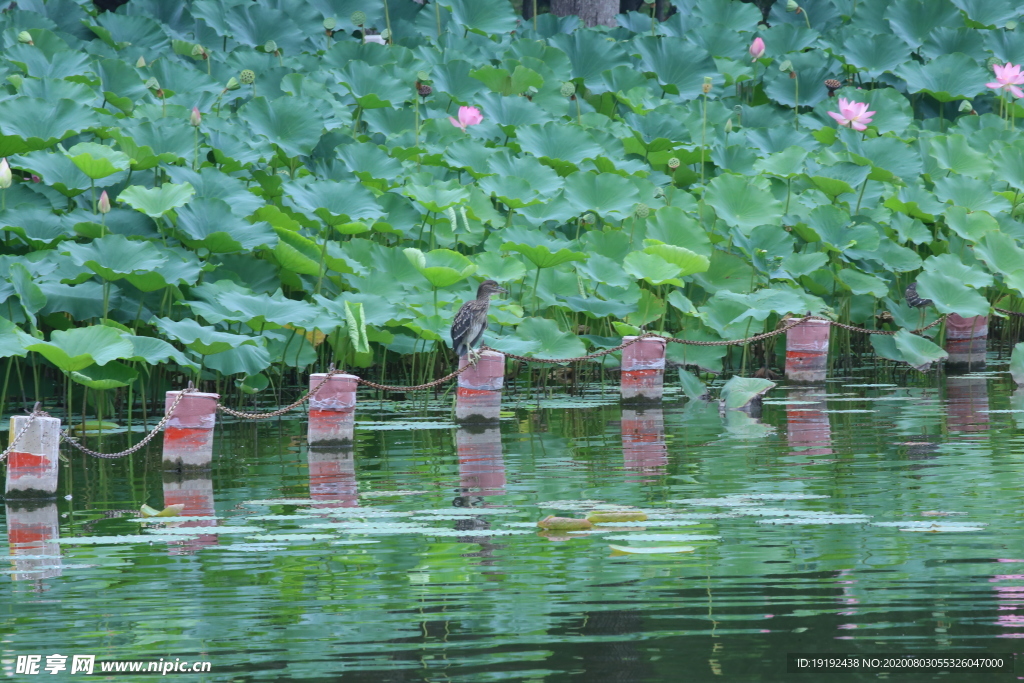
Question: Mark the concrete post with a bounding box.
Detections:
[5,414,61,498]
[945,314,987,371]
[456,351,504,422]
[162,391,219,470]
[785,318,830,382]
[620,337,666,401]
[308,373,358,445]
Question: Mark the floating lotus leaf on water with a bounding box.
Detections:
[871,521,985,529]
[244,499,323,506]
[537,516,593,531]
[51,535,201,545]
[142,526,265,535]
[415,508,518,516]
[588,520,700,527]
[129,515,222,523]
[604,534,721,542]
[673,494,829,504]
[586,512,648,523]
[609,545,695,555]
[242,515,319,521]
[323,510,415,518]
[643,513,742,520]
[139,503,185,518]
[757,516,872,525]
[209,543,288,552]
[243,534,339,542]
[359,491,432,497]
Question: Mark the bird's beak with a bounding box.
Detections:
[496,285,508,294]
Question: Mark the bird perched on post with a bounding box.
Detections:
[451,280,507,364]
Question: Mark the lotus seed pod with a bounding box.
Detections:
[417,83,432,97]
[702,82,712,93]
[323,17,336,30]
[351,10,366,25]
[239,69,255,85]
[380,28,390,40]
[667,157,680,169]
[582,212,596,224]
[98,190,111,214]
[987,57,1002,69]
[653,187,665,198]
[224,77,240,91]
[0,158,10,189]
[264,40,277,53]
[635,203,650,218]
[560,82,576,97]
[824,78,841,94]
[136,56,146,68]
[17,31,32,45]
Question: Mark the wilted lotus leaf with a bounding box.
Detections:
[609,544,695,555]
[586,511,648,523]
[537,515,593,530]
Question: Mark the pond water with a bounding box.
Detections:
[3,366,1024,682]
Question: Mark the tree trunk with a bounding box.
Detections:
[551,0,619,27]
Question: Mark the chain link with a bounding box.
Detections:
[995,307,1024,318]
[355,362,477,392]
[217,370,338,420]
[0,407,45,464]
[61,385,195,459]
[481,333,658,365]
[825,314,945,336]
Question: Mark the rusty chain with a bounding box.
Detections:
[355,362,476,392]
[61,384,196,459]
[0,405,48,464]
[995,307,1024,318]
[826,315,945,336]
[217,368,338,420]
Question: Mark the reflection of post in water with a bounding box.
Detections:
[989,558,1024,638]
[785,387,833,456]
[308,410,358,509]
[621,407,667,481]
[162,472,218,555]
[453,423,505,554]
[946,377,989,434]
[5,501,62,581]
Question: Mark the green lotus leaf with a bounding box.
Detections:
[0,317,32,358]
[26,325,134,372]
[634,37,716,99]
[343,300,370,355]
[0,207,77,246]
[516,122,605,171]
[62,234,167,281]
[705,174,783,232]
[1011,342,1024,385]
[69,360,138,390]
[470,65,543,96]
[437,0,517,35]
[950,0,1019,28]
[563,172,641,218]
[834,30,912,78]
[152,317,259,356]
[549,31,631,82]
[644,207,713,258]
[432,60,488,104]
[283,178,383,225]
[242,96,324,158]
[693,251,755,294]
[916,271,990,317]
[932,176,1010,213]
[96,58,149,114]
[122,334,197,370]
[64,142,130,180]
[886,0,963,48]
[474,252,527,282]
[842,133,922,183]
[973,231,1024,281]
[0,98,100,157]
[204,343,272,377]
[892,329,948,372]
[921,254,993,288]
[898,53,987,102]
[9,151,90,196]
[753,147,808,178]
[930,134,991,178]
[404,178,470,213]
[994,146,1024,193]
[476,91,553,129]
[111,119,196,170]
[643,242,710,277]
[175,198,278,253]
[118,183,195,218]
[337,61,408,109]
[838,269,889,297]
[510,317,586,360]
[808,162,871,199]
[678,369,709,402]
[404,248,477,288]
[500,227,587,269]
[623,251,684,287]
[806,205,880,253]
[719,376,775,410]
[943,206,998,241]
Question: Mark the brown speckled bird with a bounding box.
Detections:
[451,280,507,364]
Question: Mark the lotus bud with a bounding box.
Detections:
[30,174,40,183]
[98,190,111,214]
[667,157,680,169]
[323,17,336,30]
[725,118,733,133]
[223,77,240,92]
[17,30,32,45]
[958,100,973,113]
[145,77,160,90]
[581,212,596,224]
[634,203,649,218]
[263,40,277,54]
[749,37,765,61]
[190,107,202,127]
[786,0,799,11]
[560,82,576,97]
[192,44,208,59]
[987,56,1002,69]
[0,158,10,189]
[239,69,255,85]
[136,56,146,68]
[350,10,366,26]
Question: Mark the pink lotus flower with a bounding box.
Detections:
[98,190,110,214]
[749,37,765,61]
[190,107,201,127]
[827,97,875,131]
[449,105,483,132]
[0,158,10,189]
[986,62,1024,99]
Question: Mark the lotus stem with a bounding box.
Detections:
[802,7,810,29]
[383,0,392,44]
[436,0,442,38]
[533,0,537,31]
[102,281,110,323]
[193,127,200,171]
[534,265,542,315]
[855,178,868,214]
[700,91,707,185]
[793,74,799,128]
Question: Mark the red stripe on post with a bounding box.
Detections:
[785,318,830,382]
[456,351,504,421]
[620,337,665,401]
[163,391,219,469]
